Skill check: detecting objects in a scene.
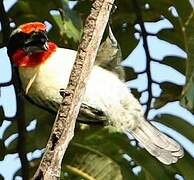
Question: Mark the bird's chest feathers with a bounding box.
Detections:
[19,48,76,99]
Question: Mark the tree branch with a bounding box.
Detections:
[15,92,29,180]
[133,0,153,118]
[0,0,11,47]
[32,0,115,179]
[0,1,29,179]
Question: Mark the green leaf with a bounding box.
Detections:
[63,143,123,180]
[123,66,137,81]
[75,0,139,58]
[162,2,194,112]
[0,31,4,47]
[131,88,141,100]
[154,114,194,142]
[51,1,82,47]
[175,152,194,180]
[162,56,186,75]
[154,82,182,109]
[181,76,194,112]
[174,1,193,24]
[69,127,176,180]
[111,134,175,180]
[111,11,138,58]
[2,1,194,179]
[0,139,6,160]
[7,0,65,46]
[184,8,194,78]
[3,98,54,153]
[157,11,185,51]
[3,120,17,141]
[63,127,139,180]
[8,0,54,23]
[14,157,41,178]
[0,106,5,125]
[52,14,81,44]
[180,9,194,112]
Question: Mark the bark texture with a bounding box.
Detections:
[32,0,115,179]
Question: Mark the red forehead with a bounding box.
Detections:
[20,22,46,34]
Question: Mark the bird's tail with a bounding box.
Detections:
[130,119,184,165]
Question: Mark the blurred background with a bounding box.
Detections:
[0,0,194,179]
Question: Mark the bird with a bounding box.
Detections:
[7,22,184,165]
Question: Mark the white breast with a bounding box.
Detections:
[19,47,131,113]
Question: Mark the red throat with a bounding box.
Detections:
[12,42,57,67]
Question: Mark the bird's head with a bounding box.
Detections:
[7,22,57,67]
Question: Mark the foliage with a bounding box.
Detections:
[0,0,194,179]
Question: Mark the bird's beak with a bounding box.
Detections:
[24,42,48,54]
[23,31,49,54]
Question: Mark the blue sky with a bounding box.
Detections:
[0,0,194,179]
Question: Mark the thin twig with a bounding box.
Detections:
[0,1,29,179]
[133,0,153,118]
[32,0,115,179]
[15,94,29,180]
[0,0,11,47]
